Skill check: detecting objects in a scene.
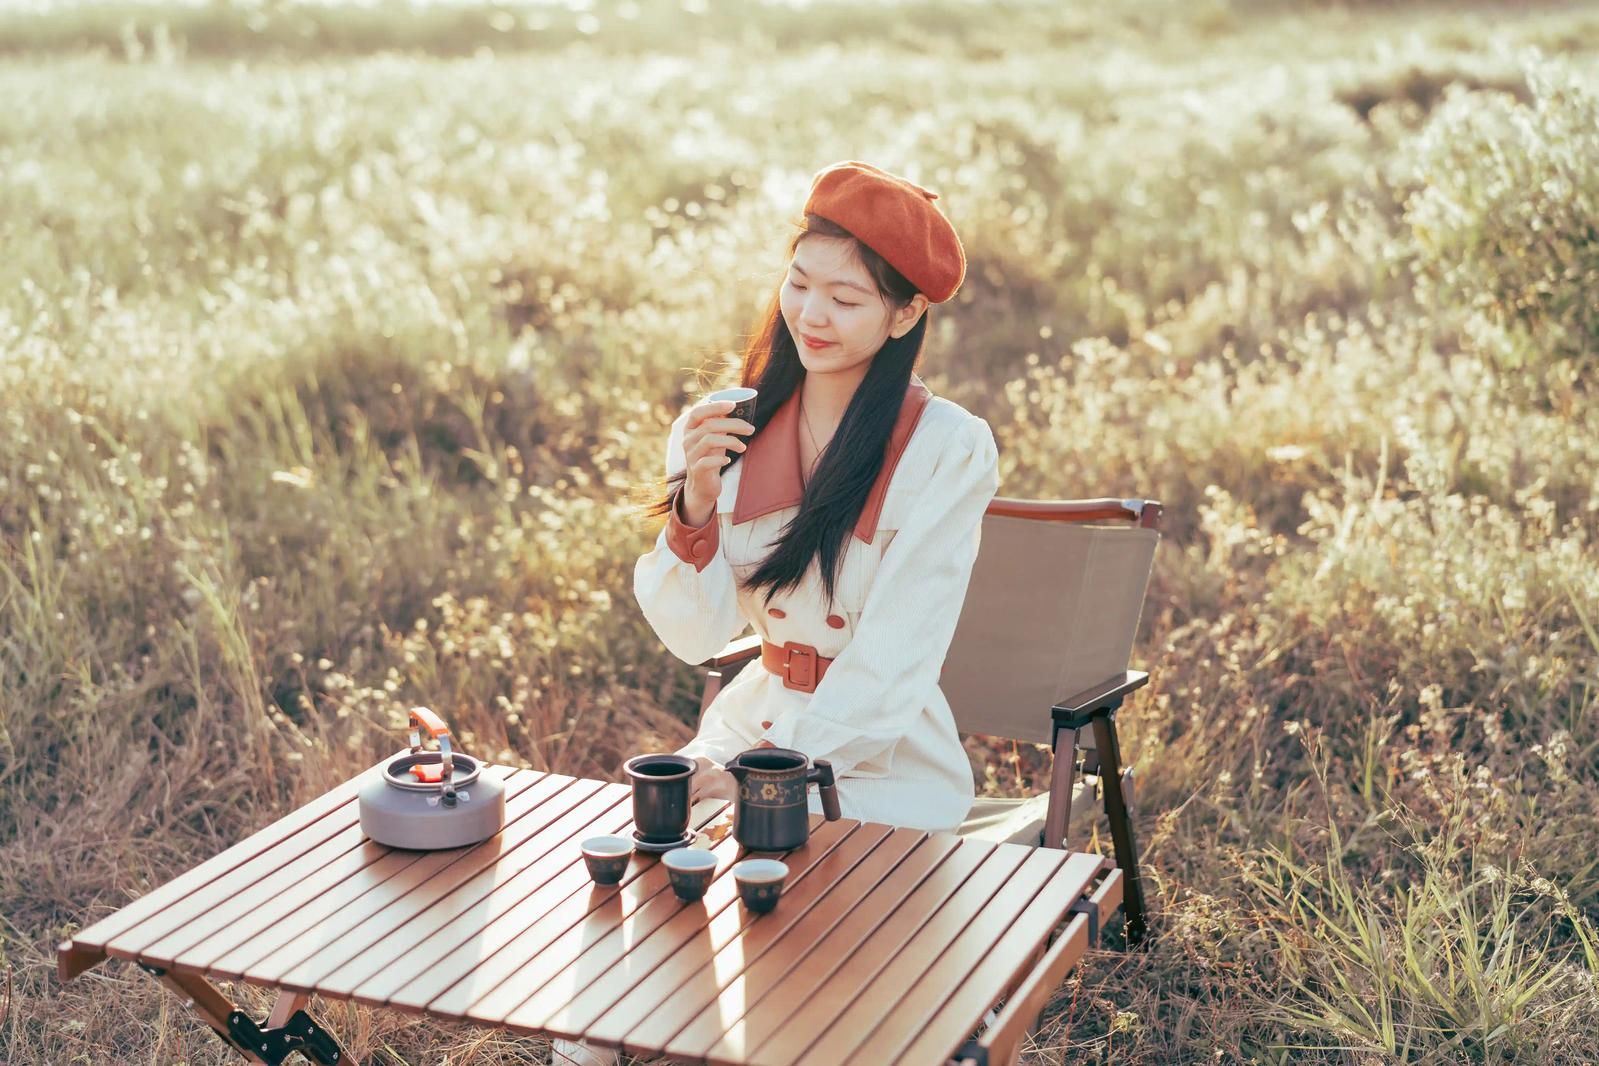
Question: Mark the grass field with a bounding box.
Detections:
[3,0,1599,1062]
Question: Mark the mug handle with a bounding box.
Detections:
[808,760,842,821]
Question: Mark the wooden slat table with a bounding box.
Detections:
[58,752,1118,1066]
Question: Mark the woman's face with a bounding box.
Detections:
[780,236,926,383]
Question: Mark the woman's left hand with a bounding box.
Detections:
[689,757,739,802]
[690,733,776,803]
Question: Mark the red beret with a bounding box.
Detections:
[802,160,966,304]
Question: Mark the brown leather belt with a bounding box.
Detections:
[761,639,835,694]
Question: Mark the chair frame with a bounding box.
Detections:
[697,495,1160,952]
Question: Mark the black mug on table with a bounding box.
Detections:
[624,754,696,842]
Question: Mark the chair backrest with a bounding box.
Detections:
[939,498,1161,746]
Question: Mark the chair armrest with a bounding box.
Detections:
[1051,670,1149,729]
[700,632,762,669]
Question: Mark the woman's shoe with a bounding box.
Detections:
[549,1036,621,1066]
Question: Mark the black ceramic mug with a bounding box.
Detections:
[623,754,696,842]
[724,747,840,851]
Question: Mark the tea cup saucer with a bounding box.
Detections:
[631,828,696,854]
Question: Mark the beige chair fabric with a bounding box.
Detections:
[939,518,1158,746]
[959,777,1101,846]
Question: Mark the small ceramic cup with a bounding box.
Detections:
[704,385,758,425]
[732,858,788,914]
[663,847,719,903]
[581,835,633,886]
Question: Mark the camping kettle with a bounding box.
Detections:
[725,747,841,851]
[358,707,506,850]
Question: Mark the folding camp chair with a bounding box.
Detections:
[697,496,1161,947]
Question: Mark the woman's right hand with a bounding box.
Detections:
[679,400,755,525]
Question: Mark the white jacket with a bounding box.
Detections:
[632,375,999,833]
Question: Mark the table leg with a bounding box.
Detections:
[138,963,271,1065]
[268,990,311,1029]
[135,962,349,1065]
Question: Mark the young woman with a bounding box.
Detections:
[550,164,998,1066]
[637,158,999,834]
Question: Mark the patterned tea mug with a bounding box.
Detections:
[724,747,841,851]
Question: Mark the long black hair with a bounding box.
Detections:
[643,213,930,609]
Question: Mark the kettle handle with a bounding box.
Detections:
[408,706,456,804]
[410,706,450,742]
[808,760,841,821]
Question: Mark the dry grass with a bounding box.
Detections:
[3,1,1598,1062]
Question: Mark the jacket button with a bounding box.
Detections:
[691,539,711,560]
[825,614,845,629]
[768,607,786,619]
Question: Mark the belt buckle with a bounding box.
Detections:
[781,641,818,693]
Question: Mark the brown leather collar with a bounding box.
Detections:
[761,639,835,694]
[732,376,932,544]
